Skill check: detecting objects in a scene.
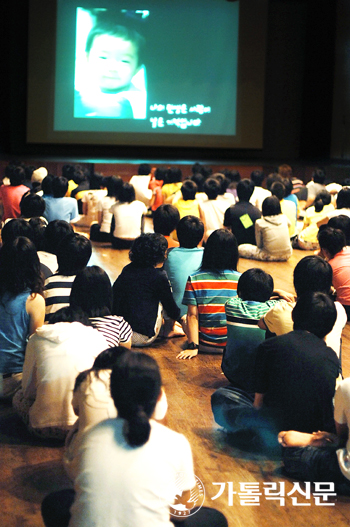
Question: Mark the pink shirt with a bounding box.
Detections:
[0,184,28,221]
[329,247,350,306]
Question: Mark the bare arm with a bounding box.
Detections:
[253,393,264,409]
[26,293,45,335]
[177,305,199,360]
[258,317,268,330]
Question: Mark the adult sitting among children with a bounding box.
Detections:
[112,233,183,347]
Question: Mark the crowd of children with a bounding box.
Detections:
[1,160,350,524]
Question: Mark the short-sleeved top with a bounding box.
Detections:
[334,378,350,481]
[249,186,271,211]
[43,196,79,223]
[263,299,347,358]
[112,264,180,337]
[69,418,196,527]
[306,181,325,202]
[0,290,30,374]
[223,297,279,392]
[182,270,240,349]
[0,184,29,221]
[164,247,203,317]
[44,274,76,323]
[174,198,200,219]
[99,196,116,233]
[110,200,147,239]
[329,247,350,306]
[89,315,132,348]
[254,330,340,433]
[224,201,261,246]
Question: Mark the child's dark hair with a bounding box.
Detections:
[57,233,92,276]
[110,351,161,447]
[153,204,180,236]
[129,233,168,267]
[201,229,238,273]
[203,177,220,200]
[262,196,281,216]
[1,218,34,246]
[70,266,112,317]
[328,215,350,245]
[250,170,265,187]
[237,268,274,302]
[106,175,123,198]
[236,179,255,201]
[180,180,197,201]
[9,166,26,186]
[314,190,331,213]
[270,181,285,201]
[312,168,326,185]
[52,176,69,198]
[43,220,74,255]
[138,163,151,175]
[336,188,350,209]
[176,216,204,248]
[292,292,337,339]
[317,226,346,258]
[166,167,182,184]
[20,191,46,218]
[48,306,91,326]
[119,182,135,204]
[293,255,333,298]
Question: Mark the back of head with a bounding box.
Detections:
[278,164,293,178]
[203,177,220,200]
[9,166,26,187]
[266,173,283,191]
[328,215,350,245]
[213,173,228,195]
[180,180,197,201]
[72,167,88,185]
[129,233,168,267]
[106,175,123,198]
[57,233,92,276]
[250,170,265,187]
[1,218,34,246]
[223,169,241,184]
[0,236,43,296]
[166,167,182,184]
[110,351,162,447]
[237,268,273,302]
[191,173,205,193]
[138,163,151,175]
[236,179,255,202]
[312,168,326,185]
[62,164,76,180]
[336,187,350,209]
[70,265,112,317]
[314,190,331,213]
[119,182,135,203]
[292,291,337,339]
[154,167,167,181]
[153,204,180,236]
[270,181,285,201]
[20,192,46,218]
[41,173,55,196]
[262,196,281,216]
[29,217,47,251]
[52,176,69,198]
[44,220,74,255]
[201,228,238,273]
[317,226,346,259]
[48,305,91,326]
[176,215,204,248]
[293,255,332,297]
[283,178,293,197]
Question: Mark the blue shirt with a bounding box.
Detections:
[43,196,79,223]
[0,290,30,373]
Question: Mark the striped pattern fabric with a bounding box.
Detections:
[225,297,278,327]
[44,275,76,323]
[90,315,132,348]
[182,270,241,348]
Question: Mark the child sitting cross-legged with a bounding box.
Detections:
[222,268,287,395]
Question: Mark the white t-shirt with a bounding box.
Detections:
[129,175,152,206]
[22,322,108,429]
[250,186,271,211]
[334,378,350,480]
[69,418,196,527]
[110,200,147,239]
[99,196,116,233]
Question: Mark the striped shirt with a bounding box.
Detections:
[223,297,279,392]
[44,274,76,323]
[90,315,132,348]
[182,270,241,349]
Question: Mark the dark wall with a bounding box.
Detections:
[0,0,337,162]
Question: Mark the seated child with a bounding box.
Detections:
[163,215,204,319]
[173,180,200,219]
[222,269,282,394]
[74,13,147,119]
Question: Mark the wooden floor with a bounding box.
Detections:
[1,239,350,527]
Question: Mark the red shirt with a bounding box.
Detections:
[329,247,350,306]
[0,184,28,221]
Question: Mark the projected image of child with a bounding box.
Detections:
[74,9,147,120]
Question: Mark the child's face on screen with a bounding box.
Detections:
[87,35,139,92]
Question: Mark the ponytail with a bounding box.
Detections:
[110,351,162,448]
